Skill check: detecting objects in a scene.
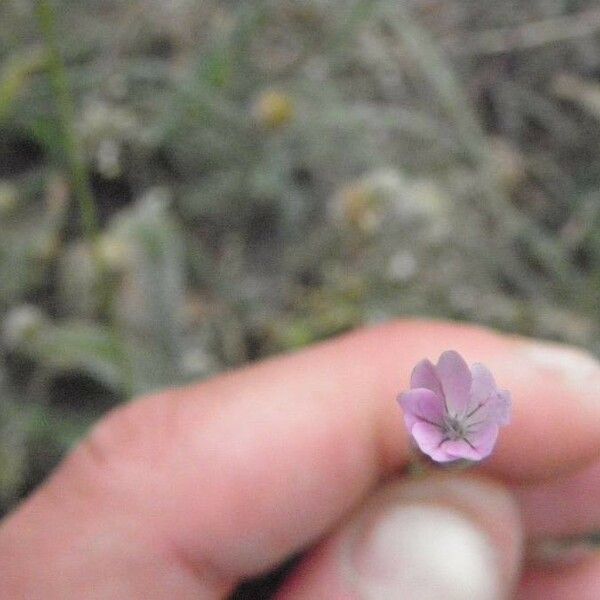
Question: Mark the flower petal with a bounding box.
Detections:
[442,439,483,461]
[428,447,458,462]
[410,359,443,398]
[410,422,457,462]
[468,424,500,459]
[469,362,497,407]
[436,350,472,414]
[397,388,445,429]
[493,390,511,425]
[466,389,511,429]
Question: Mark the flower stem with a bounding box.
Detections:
[35,0,99,242]
[35,0,135,399]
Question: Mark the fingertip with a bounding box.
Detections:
[481,340,600,481]
[278,475,523,600]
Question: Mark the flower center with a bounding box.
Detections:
[443,415,467,441]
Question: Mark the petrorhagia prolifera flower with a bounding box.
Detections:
[398,350,511,462]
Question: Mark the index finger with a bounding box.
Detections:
[4,319,600,595]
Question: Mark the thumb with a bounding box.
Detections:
[277,475,523,599]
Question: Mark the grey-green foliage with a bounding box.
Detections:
[5,313,123,391]
[2,0,600,514]
[37,191,189,396]
[0,47,47,123]
[0,368,27,504]
[107,190,187,395]
[0,176,67,308]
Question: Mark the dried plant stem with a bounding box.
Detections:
[391,4,580,299]
[448,8,600,56]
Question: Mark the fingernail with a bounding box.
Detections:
[343,477,521,600]
[520,342,600,391]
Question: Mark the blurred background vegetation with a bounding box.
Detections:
[1,0,600,525]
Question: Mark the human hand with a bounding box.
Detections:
[1,320,600,599]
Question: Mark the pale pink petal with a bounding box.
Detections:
[427,447,458,462]
[410,421,457,462]
[442,439,483,461]
[493,390,511,425]
[468,363,510,427]
[468,424,500,459]
[398,388,445,429]
[469,362,496,407]
[410,359,443,398]
[410,420,443,448]
[467,390,511,428]
[436,350,472,414]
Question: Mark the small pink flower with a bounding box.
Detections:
[398,350,510,462]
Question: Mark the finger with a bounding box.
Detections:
[2,320,600,597]
[277,461,600,600]
[514,458,600,537]
[518,556,600,600]
[76,320,600,577]
[475,337,600,482]
[276,474,523,600]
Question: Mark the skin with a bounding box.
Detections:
[1,319,600,598]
